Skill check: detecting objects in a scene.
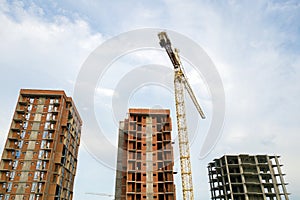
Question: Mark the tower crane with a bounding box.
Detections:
[158,32,206,200]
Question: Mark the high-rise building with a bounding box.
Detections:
[0,89,82,200]
[208,154,290,200]
[115,108,176,200]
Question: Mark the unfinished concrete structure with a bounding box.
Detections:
[0,89,82,200]
[208,154,289,200]
[115,108,176,200]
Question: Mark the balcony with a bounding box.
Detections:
[8,132,19,140]
[0,167,10,171]
[13,115,23,122]
[18,100,28,105]
[16,107,26,114]
[5,144,17,150]
[1,156,13,161]
[11,125,21,131]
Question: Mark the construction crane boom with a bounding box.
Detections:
[182,76,206,119]
[158,32,205,200]
[85,192,114,197]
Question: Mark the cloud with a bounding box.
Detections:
[0,0,103,85]
[95,87,115,97]
[0,0,104,162]
[1,1,300,199]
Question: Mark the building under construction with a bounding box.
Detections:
[115,108,176,200]
[0,89,82,200]
[208,154,289,200]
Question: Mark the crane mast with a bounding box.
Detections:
[158,32,205,200]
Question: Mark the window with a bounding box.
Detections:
[29,195,34,200]
[36,160,42,170]
[42,161,46,169]
[27,105,32,111]
[48,105,53,112]
[46,142,50,148]
[38,151,44,159]
[44,122,50,130]
[31,182,37,192]
[25,113,30,120]
[10,171,15,180]
[34,172,40,180]
[40,172,45,180]
[46,113,51,121]
[42,131,48,139]
[23,122,28,129]
[15,151,21,159]
[21,131,26,139]
[38,183,42,192]
[12,161,18,169]
[40,141,46,149]
[7,182,12,192]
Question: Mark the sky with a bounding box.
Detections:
[0,0,299,199]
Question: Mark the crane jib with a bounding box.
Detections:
[158,31,206,200]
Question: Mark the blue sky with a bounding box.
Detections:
[0,0,299,199]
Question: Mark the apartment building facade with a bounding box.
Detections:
[0,89,82,200]
[208,154,290,200]
[115,108,176,200]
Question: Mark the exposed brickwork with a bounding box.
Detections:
[115,108,176,200]
[0,89,82,200]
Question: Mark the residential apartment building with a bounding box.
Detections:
[115,108,176,200]
[208,154,290,200]
[0,89,82,200]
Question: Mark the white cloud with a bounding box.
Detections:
[0,1,103,84]
[95,87,115,97]
[1,0,300,199]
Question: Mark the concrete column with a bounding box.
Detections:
[146,116,153,200]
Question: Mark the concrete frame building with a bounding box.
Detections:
[208,154,289,200]
[0,89,82,200]
[115,108,176,200]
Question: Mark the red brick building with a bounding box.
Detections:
[115,108,176,200]
[0,89,82,200]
